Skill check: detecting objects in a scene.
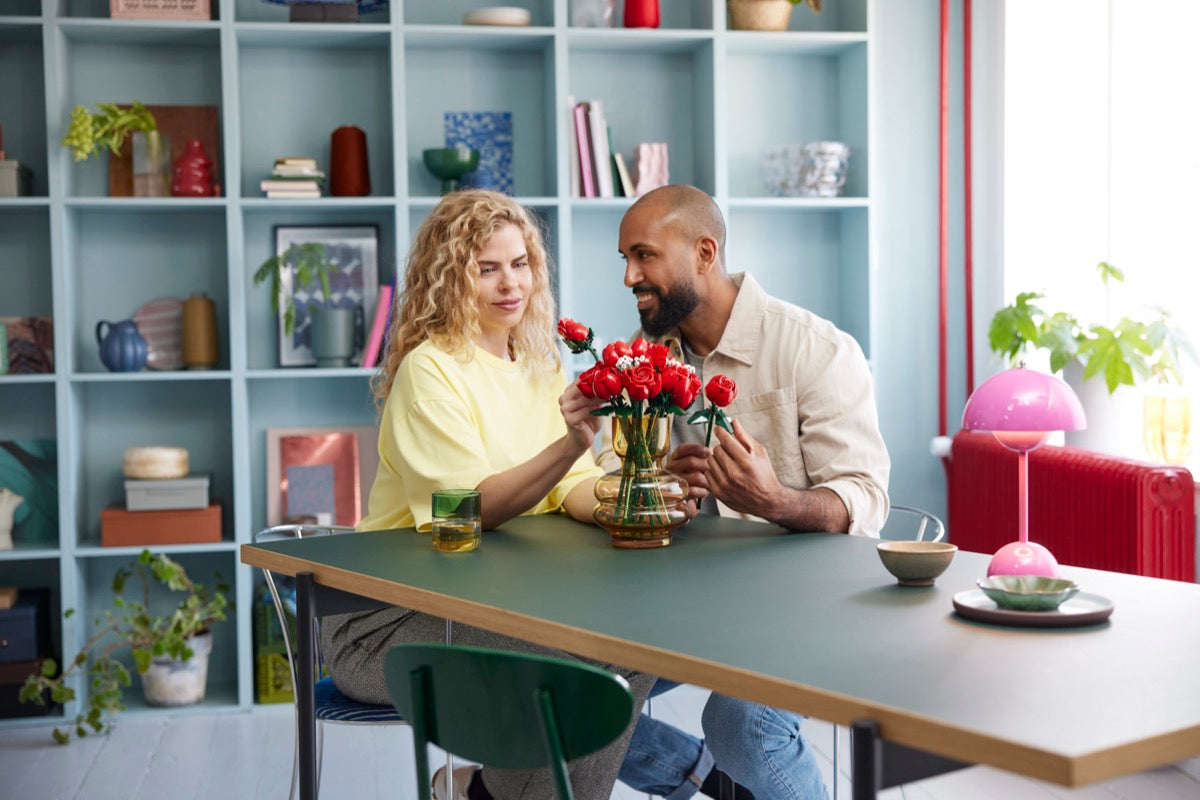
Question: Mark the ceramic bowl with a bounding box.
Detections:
[876,540,958,586]
[976,575,1080,611]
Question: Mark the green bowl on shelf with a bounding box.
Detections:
[976,575,1080,611]
[423,146,480,195]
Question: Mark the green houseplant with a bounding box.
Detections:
[988,261,1195,394]
[253,242,335,337]
[60,101,158,162]
[19,550,228,744]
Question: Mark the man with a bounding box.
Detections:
[612,184,891,800]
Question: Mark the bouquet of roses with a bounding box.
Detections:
[558,318,737,535]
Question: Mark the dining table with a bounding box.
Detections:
[240,513,1200,800]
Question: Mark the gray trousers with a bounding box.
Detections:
[321,605,657,800]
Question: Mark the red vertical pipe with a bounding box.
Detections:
[938,0,950,440]
[963,0,975,394]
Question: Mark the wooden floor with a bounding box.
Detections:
[2,684,1198,799]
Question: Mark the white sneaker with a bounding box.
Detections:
[431,763,479,800]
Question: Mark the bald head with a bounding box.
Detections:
[628,184,727,269]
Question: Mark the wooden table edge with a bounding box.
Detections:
[240,543,1199,787]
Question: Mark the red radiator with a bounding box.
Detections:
[947,430,1195,581]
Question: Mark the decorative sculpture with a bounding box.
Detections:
[632,142,669,197]
[0,487,24,550]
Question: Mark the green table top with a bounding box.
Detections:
[242,514,1200,786]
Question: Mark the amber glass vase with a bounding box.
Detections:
[593,416,688,548]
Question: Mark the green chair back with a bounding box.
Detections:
[384,643,635,800]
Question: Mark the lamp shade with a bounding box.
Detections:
[962,367,1086,433]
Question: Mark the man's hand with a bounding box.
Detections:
[706,419,785,519]
[665,442,712,504]
[558,384,604,451]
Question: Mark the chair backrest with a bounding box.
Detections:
[252,524,357,693]
[384,643,635,800]
[879,505,946,542]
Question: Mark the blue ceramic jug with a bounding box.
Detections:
[96,319,148,372]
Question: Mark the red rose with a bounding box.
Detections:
[660,365,700,408]
[705,375,737,408]
[622,361,662,402]
[630,337,649,358]
[557,318,590,343]
[645,342,670,368]
[602,340,633,367]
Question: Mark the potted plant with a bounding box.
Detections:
[987,261,1195,394]
[254,243,360,366]
[19,549,228,744]
[60,100,169,196]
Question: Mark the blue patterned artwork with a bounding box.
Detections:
[285,463,336,524]
[444,111,513,194]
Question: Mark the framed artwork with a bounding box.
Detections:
[273,225,379,367]
[444,111,513,194]
[265,426,379,528]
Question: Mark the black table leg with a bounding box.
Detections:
[851,719,881,800]
[297,572,317,800]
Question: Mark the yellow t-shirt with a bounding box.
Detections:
[360,339,603,532]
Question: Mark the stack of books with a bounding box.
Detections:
[260,157,325,198]
[568,97,634,199]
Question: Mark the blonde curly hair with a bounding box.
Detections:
[371,189,560,410]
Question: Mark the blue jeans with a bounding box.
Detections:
[620,681,829,800]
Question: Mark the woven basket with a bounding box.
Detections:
[728,0,793,31]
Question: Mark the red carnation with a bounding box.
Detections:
[622,361,662,402]
[577,364,623,401]
[705,375,737,408]
[602,340,633,368]
[660,365,700,409]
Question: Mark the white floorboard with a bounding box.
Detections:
[2,689,1197,800]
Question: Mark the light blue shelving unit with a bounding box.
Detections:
[0,0,873,727]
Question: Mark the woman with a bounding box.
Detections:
[321,190,655,800]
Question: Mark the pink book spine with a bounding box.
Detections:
[360,284,393,368]
[573,103,596,198]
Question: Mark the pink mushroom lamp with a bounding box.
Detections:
[961,367,1087,577]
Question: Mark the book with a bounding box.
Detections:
[607,125,623,197]
[567,95,581,198]
[572,103,596,198]
[260,179,321,193]
[266,189,322,199]
[359,284,393,369]
[613,152,635,197]
[272,165,326,179]
[586,100,615,198]
[275,157,317,167]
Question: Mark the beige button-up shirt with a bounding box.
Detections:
[601,272,890,536]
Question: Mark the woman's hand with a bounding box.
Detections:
[559,384,605,451]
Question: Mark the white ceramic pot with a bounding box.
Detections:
[1061,361,1146,459]
[140,631,213,707]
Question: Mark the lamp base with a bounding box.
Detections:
[987,541,1060,578]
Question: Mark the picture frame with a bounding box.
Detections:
[273,224,379,367]
[265,426,379,528]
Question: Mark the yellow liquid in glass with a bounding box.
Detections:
[432,519,481,552]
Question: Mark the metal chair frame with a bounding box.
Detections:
[254,523,409,800]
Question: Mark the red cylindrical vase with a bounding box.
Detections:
[329,125,371,196]
[624,0,660,28]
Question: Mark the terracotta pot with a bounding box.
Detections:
[728,0,793,31]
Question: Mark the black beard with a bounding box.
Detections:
[637,282,700,337]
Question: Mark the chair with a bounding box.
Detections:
[878,504,946,542]
[254,524,408,800]
[384,642,636,800]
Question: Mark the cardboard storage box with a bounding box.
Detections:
[100,504,222,547]
[125,475,210,511]
[109,0,212,20]
[0,588,51,664]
